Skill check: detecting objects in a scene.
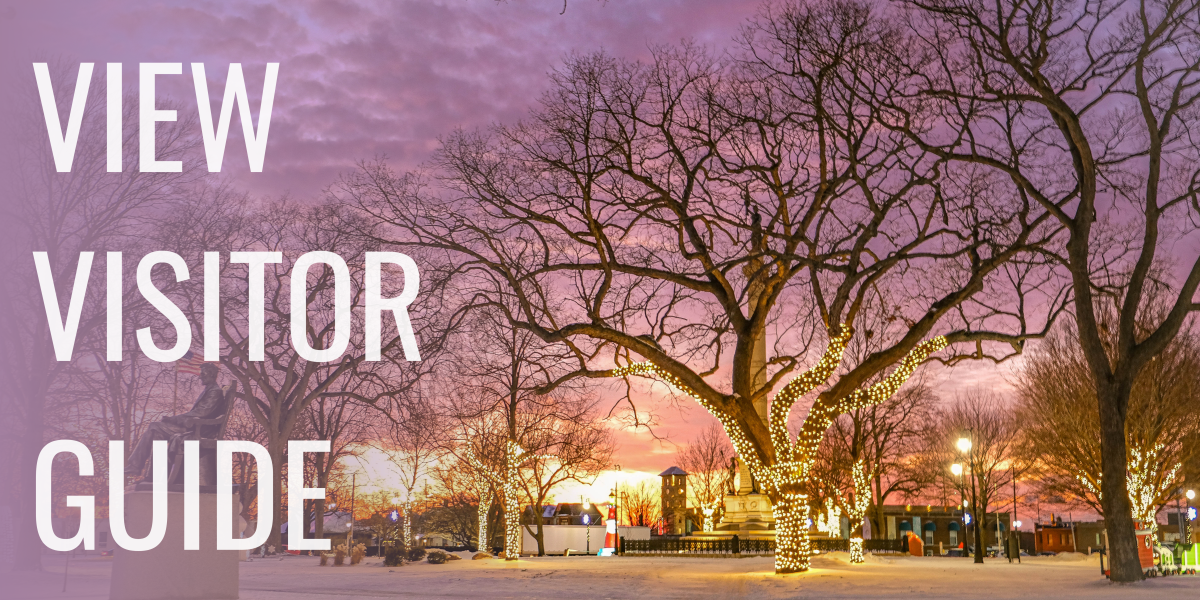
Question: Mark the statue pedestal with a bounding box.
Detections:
[689,493,776,540]
[109,491,241,600]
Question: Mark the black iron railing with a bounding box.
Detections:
[620,535,774,555]
[619,535,909,557]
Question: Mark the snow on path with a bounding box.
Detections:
[9,551,1200,599]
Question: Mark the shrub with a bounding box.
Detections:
[426,550,448,564]
[320,553,329,566]
[407,547,427,562]
[350,543,366,565]
[334,544,346,566]
[384,545,405,567]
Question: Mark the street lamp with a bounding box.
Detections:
[582,496,593,555]
[951,463,963,477]
[584,514,592,554]
[956,433,981,563]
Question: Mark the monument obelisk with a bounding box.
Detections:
[710,259,775,537]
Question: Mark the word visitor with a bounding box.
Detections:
[35,251,421,363]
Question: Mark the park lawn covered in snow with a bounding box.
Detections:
[12,550,1200,599]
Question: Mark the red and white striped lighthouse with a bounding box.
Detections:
[600,503,618,556]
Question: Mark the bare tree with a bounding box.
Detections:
[0,65,199,569]
[341,4,1062,569]
[386,393,446,546]
[1016,320,1200,529]
[516,393,614,555]
[299,384,372,545]
[161,193,444,554]
[622,479,662,529]
[884,0,1200,580]
[677,422,734,531]
[929,394,1025,563]
[448,309,608,558]
[813,379,938,561]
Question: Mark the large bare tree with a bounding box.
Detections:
[885,0,1200,580]
[342,2,1061,571]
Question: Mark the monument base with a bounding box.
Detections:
[690,493,776,539]
[109,491,241,600]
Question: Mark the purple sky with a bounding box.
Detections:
[0,0,1013,474]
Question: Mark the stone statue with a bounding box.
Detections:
[125,363,225,479]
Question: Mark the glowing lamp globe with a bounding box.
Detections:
[956,438,972,453]
[951,463,963,476]
[1014,520,1022,528]
[1188,490,1196,501]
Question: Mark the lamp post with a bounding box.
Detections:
[951,462,964,554]
[957,435,982,563]
[583,496,592,555]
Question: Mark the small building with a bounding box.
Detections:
[522,502,604,526]
[1034,520,1075,553]
[660,467,688,536]
[871,504,1011,553]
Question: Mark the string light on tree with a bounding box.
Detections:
[463,438,555,560]
[1078,444,1180,532]
[611,330,947,574]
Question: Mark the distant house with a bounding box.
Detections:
[522,502,605,526]
[281,511,371,545]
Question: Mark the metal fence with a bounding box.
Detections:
[620,536,772,555]
[619,536,908,557]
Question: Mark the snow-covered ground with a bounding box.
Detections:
[8,550,1200,599]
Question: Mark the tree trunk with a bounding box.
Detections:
[266,440,284,553]
[771,491,810,574]
[1097,383,1143,582]
[534,518,545,556]
[973,509,985,563]
[315,497,326,541]
[476,492,490,552]
[848,515,865,564]
[503,488,520,560]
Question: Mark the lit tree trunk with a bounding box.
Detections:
[464,440,546,561]
[843,460,871,564]
[613,331,947,574]
[403,500,413,548]
[475,480,491,552]
[502,442,523,560]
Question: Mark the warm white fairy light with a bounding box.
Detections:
[612,331,947,574]
[843,459,872,564]
[1081,444,1180,532]
[474,478,492,552]
[403,500,413,548]
[817,498,842,538]
[463,439,554,560]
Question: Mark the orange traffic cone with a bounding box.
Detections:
[600,504,618,556]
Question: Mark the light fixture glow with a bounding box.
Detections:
[956,438,972,453]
